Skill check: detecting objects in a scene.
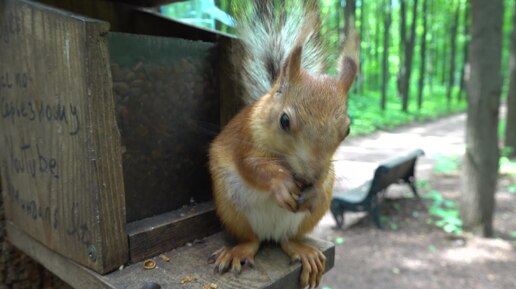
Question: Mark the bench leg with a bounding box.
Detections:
[331,208,345,229]
[370,205,383,229]
[407,178,421,199]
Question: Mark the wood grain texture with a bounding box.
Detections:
[0,0,127,274]
[127,202,221,263]
[6,221,116,289]
[8,224,334,289]
[108,232,334,289]
[218,36,246,127]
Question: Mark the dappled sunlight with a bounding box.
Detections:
[400,257,430,270]
[440,238,513,264]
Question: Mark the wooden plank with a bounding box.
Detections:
[109,0,187,7]
[218,36,246,126]
[8,221,334,289]
[0,0,128,274]
[127,202,221,263]
[108,32,220,222]
[107,232,335,289]
[35,0,233,42]
[6,221,116,289]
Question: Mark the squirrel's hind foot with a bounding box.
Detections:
[208,240,260,274]
[281,240,326,289]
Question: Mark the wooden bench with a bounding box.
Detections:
[330,149,425,229]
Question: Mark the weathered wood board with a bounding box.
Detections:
[8,223,334,289]
[107,233,334,289]
[0,0,128,274]
[127,201,221,262]
[35,0,233,42]
[108,32,219,222]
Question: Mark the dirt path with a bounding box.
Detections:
[313,113,516,289]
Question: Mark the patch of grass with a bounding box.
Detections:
[417,180,431,190]
[424,190,463,235]
[501,147,516,176]
[348,85,466,137]
[508,184,516,194]
[499,119,506,142]
[432,155,461,174]
[335,237,345,245]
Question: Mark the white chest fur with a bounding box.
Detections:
[222,167,307,242]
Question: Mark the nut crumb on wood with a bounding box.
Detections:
[143,259,156,270]
[179,275,196,284]
[203,283,217,289]
[159,254,170,262]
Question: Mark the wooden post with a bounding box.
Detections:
[0,0,128,273]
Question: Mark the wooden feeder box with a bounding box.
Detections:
[0,0,335,288]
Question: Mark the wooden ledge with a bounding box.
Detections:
[106,233,335,289]
[127,202,221,263]
[8,221,334,289]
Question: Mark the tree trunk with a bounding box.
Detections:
[344,0,356,35]
[447,6,460,104]
[401,0,419,112]
[506,0,516,158]
[375,2,381,89]
[417,0,428,110]
[397,0,407,99]
[381,0,392,110]
[458,0,470,101]
[460,0,503,237]
[335,0,341,43]
[358,1,365,94]
[428,0,434,93]
[440,25,448,85]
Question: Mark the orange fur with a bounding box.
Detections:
[208,6,359,287]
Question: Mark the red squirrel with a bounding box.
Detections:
[208,1,358,288]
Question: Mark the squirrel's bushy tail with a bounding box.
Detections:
[232,0,327,104]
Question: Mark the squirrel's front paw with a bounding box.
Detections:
[271,176,301,212]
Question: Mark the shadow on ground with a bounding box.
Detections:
[313,113,516,289]
[314,173,516,289]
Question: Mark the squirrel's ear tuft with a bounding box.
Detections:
[282,45,303,83]
[338,30,360,93]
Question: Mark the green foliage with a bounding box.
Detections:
[508,184,516,194]
[159,0,513,135]
[499,119,507,144]
[348,86,466,136]
[501,147,516,175]
[432,155,461,174]
[417,180,431,190]
[380,216,399,231]
[424,190,463,235]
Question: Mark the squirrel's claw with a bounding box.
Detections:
[272,176,301,212]
[209,241,259,275]
[281,240,326,289]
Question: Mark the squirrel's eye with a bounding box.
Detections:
[280,113,290,131]
[346,126,351,136]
